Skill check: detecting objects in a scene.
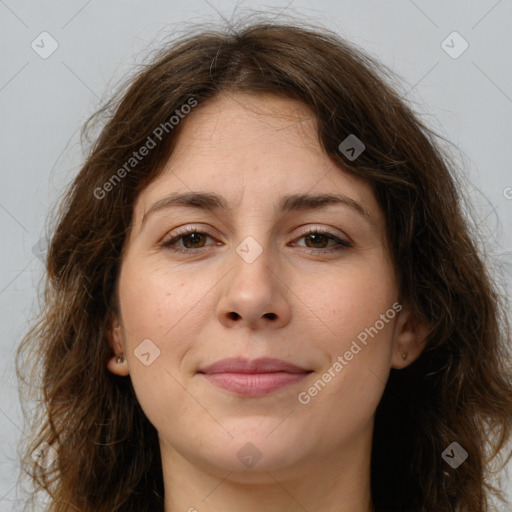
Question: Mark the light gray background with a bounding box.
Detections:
[1,1,511,510]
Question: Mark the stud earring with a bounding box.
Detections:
[116,353,125,364]
[401,352,408,360]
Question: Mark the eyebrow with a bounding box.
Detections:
[140,191,370,228]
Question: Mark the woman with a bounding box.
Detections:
[16,16,512,512]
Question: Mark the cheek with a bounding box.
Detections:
[118,259,211,342]
[303,255,397,401]
[309,256,397,345]
[116,260,211,427]
[116,258,224,405]
[297,269,397,441]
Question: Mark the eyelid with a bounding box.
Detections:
[294,224,350,241]
[161,224,216,242]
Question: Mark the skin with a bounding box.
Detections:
[107,92,429,512]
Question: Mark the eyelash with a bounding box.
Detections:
[160,226,352,255]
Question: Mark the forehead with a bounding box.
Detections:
[133,92,381,224]
[170,92,321,164]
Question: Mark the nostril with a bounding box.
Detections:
[228,312,240,320]
[264,312,277,320]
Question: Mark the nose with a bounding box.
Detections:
[216,243,292,331]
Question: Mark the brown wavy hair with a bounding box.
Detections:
[16,14,512,512]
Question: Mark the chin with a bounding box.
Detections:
[193,426,310,476]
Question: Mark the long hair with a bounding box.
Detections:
[16,15,512,512]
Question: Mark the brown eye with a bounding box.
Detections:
[291,229,352,253]
[180,232,208,249]
[304,233,330,249]
[161,228,218,253]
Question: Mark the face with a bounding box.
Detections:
[107,92,422,480]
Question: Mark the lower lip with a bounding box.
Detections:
[201,372,310,396]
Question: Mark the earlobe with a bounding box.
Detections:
[106,313,130,376]
[391,306,430,370]
[106,352,129,376]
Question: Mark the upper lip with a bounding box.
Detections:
[198,357,310,374]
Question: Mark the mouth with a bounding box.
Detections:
[197,357,313,397]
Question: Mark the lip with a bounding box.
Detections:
[198,357,312,397]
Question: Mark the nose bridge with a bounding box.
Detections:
[231,232,276,301]
[231,214,275,286]
[216,229,291,329]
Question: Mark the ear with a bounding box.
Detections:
[391,304,430,369]
[106,311,130,376]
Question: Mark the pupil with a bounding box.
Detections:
[186,233,203,247]
[308,233,326,247]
